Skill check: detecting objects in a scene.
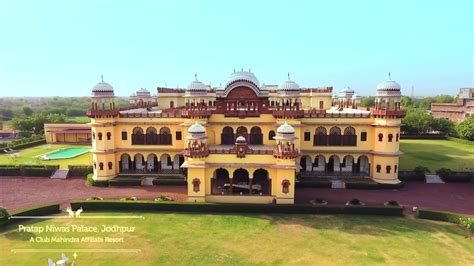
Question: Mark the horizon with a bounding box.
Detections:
[0,0,473,97]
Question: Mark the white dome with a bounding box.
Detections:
[338,87,355,98]
[224,69,260,89]
[277,122,295,134]
[278,76,300,91]
[188,122,206,134]
[377,80,401,91]
[187,76,207,91]
[136,88,151,98]
[92,76,114,97]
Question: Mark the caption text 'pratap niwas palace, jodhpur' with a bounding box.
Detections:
[87,70,405,204]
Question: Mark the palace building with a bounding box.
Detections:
[88,70,405,204]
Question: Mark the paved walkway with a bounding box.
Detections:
[1,177,473,215]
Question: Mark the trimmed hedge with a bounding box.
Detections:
[108,178,142,186]
[0,207,9,226]
[20,165,58,177]
[1,203,61,227]
[70,200,404,216]
[152,178,187,186]
[68,165,93,177]
[296,180,332,188]
[398,171,426,182]
[415,208,467,224]
[86,173,109,187]
[0,165,21,176]
[436,169,474,183]
[345,182,404,190]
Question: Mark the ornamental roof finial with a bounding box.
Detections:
[101,74,104,82]
[194,73,198,81]
[388,72,391,80]
[288,72,291,81]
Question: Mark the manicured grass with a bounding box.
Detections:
[400,139,474,172]
[0,144,91,169]
[1,213,473,265]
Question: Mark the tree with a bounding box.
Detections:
[66,108,86,116]
[401,109,433,134]
[401,96,413,108]
[0,109,14,120]
[359,97,375,108]
[434,95,455,103]
[459,217,473,240]
[455,116,474,140]
[430,118,455,134]
[10,114,66,135]
[22,107,33,116]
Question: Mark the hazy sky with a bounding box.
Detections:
[0,0,472,97]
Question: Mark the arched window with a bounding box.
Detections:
[282,179,290,194]
[192,178,200,192]
[249,126,263,145]
[268,130,276,140]
[388,133,393,142]
[328,127,342,146]
[145,127,158,145]
[376,164,381,173]
[343,127,357,146]
[98,132,103,140]
[319,101,324,109]
[396,133,399,142]
[236,126,248,139]
[106,132,111,140]
[132,127,144,145]
[108,162,113,170]
[378,133,383,142]
[99,162,104,170]
[314,127,327,146]
[221,126,235,145]
[159,127,172,145]
[170,101,174,108]
[386,165,391,173]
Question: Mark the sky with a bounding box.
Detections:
[0,0,472,97]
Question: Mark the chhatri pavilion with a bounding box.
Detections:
[87,70,405,204]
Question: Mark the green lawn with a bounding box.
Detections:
[1,213,472,265]
[400,138,474,172]
[0,144,92,169]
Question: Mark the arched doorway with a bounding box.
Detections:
[314,155,325,172]
[249,126,263,145]
[329,127,342,146]
[328,155,340,173]
[120,153,131,172]
[145,127,158,145]
[221,126,234,145]
[233,168,250,194]
[132,127,144,145]
[160,154,172,171]
[134,153,145,170]
[147,154,158,172]
[159,127,172,145]
[357,155,370,174]
[236,126,248,140]
[212,168,230,194]
[342,155,355,174]
[173,154,184,172]
[300,155,312,172]
[253,169,271,195]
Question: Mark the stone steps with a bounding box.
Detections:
[50,169,69,179]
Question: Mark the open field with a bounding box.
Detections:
[0,144,92,169]
[399,139,474,172]
[1,213,473,265]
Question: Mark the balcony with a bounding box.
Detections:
[370,109,405,118]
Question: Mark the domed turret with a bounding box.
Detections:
[130,88,154,108]
[92,75,115,98]
[224,68,260,89]
[185,123,208,158]
[188,122,206,134]
[277,122,295,135]
[373,73,404,116]
[273,122,298,159]
[88,75,119,118]
[278,73,300,98]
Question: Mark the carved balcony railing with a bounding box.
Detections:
[87,109,120,118]
[370,109,405,118]
[272,109,305,119]
[273,149,299,159]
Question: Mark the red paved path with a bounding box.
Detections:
[1,177,473,215]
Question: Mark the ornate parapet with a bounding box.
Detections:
[86,109,120,118]
[370,109,405,118]
[272,109,305,119]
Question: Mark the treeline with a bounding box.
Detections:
[0,97,129,120]
[360,95,457,109]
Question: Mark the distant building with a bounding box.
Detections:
[431,88,474,121]
[44,123,91,144]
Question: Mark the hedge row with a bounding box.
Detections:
[398,171,426,182]
[152,178,187,186]
[295,180,332,188]
[0,139,46,152]
[1,203,61,227]
[108,178,142,186]
[0,164,59,177]
[345,182,404,190]
[68,165,93,177]
[70,200,404,216]
[415,208,467,224]
[436,169,474,183]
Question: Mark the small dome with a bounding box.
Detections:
[224,69,260,89]
[235,135,246,143]
[92,75,114,97]
[187,74,207,91]
[338,87,355,98]
[136,88,151,98]
[188,122,206,134]
[277,122,295,134]
[377,80,401,91]
[278,73,300,91]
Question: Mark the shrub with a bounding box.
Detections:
[458,217,473,240]
[309,198,328,205]
[155,194,174,202]
[384,200,400,206]
[19,165,58,177]
[68,165,93,177]
[87,196,104,200]
[152,178,187,186]
[436,168,452,178]
[69,200,404,216]
[108,178,142,186]
[346,198,364,206]
[398,171,425,182]
[413,166,430,176]
[436,170,473,183]
[86,173,109,187]
[415,208,465,224]
[121,196,137,201]
[2,203,61,227]
[0,207,10,226]
[0,165,21,176]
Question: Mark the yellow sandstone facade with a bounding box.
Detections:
[88,71,405,204]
